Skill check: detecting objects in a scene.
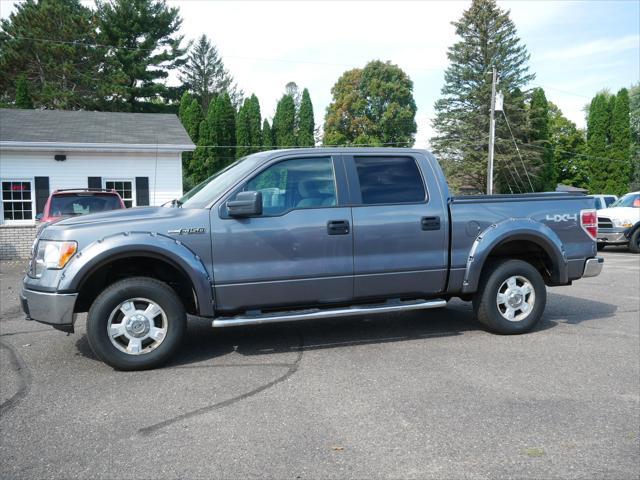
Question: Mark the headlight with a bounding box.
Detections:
[33,240,77,277]
[613,218,633,228]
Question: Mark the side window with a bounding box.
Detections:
[244,157,336,215]
[354,156,426,205]
[605,196,616,207]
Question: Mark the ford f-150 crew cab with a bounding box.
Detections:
[21,148,604,370]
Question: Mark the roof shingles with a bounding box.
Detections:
[0,109,194,147]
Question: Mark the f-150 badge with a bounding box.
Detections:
[168,227,206,235]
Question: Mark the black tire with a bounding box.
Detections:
[472,259,546,335]
[86,277,186,370]
[596,243,606,251]
[629,229,640,254]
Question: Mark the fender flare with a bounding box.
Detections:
[461,218,568,294]
[58,232,214,317]
[624,221,640,240]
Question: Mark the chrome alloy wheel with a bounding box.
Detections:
[496,275,535,322]
[107,298,168,355]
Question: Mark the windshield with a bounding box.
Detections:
[49,194,122,216]
[179,153,266,208]
[610,193,640,208]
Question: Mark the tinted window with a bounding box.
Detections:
[604,196,617,207]
[611,193,640,208]
[49,194,122,216]
[244,157,336,215]
[354,156,426,205]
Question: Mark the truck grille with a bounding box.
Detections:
[598,217,613,229]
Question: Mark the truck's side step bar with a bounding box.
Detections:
[212,298,447,328]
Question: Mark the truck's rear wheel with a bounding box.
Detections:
[86,277,186,370]
[473,259,546,334]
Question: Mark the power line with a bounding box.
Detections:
[500,110,535,192]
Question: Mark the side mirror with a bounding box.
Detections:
[35,213,43,221]
[227,191,262,217]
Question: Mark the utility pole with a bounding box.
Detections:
[487,66,497,195]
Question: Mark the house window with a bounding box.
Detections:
[105,180,134,208]
[1,180,34,223]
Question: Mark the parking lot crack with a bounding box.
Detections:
[137,332,304,436]
[0,339,32,417]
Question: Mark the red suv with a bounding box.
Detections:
[38,189,126,223]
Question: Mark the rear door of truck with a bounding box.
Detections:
[343,152,449,299]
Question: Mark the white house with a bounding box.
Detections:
[0,108,195,259]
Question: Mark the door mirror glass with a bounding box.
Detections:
[227,191,263,217]
[35,213,43,221]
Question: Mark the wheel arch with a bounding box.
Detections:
[60,232,214,317]
[462,218,568,294]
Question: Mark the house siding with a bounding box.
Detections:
[0,149,184,260]
[0,150,183,221]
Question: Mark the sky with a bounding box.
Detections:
[1,0,638,147]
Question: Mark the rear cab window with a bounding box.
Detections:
[352,156,426,205]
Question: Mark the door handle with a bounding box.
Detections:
[327,220,350,235]
[421,216,441,231]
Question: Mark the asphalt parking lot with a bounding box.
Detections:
[1,248,638,479]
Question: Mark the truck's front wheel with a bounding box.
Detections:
[86,277,186,370]
[473,259,546,334]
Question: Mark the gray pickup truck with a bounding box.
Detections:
[22,148,603,370]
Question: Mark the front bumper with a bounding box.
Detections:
[597,228,627,244]
[582,256,604,278]
[21,288,77,331]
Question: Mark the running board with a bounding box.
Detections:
[212,298,447,328]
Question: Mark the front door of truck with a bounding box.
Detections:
[210,154,353,312]
[343,153,448,299]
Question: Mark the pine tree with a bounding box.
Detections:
[273,94,296,147]
[14,75,33,109]
[529,88,555,191]
[96,0,187,112]
[210,92,236,170]
[247,94,262,153]
[324,61,416,146]
[609,88,632,194]
[235,94,262,158]
[235,99,251,158]
[178,92,203,187]
[587,92,612,193]
[297,88,315,147]
[629,84,640,190]
[262,119,274,150]
[179,34,243,112]
[430,0,536,194]
[0,0,100,109]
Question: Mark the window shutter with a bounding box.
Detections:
[34,177,50,215]
[88,177,102,189]
[135,177,150,206]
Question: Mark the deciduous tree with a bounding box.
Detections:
[323,60,416,147]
